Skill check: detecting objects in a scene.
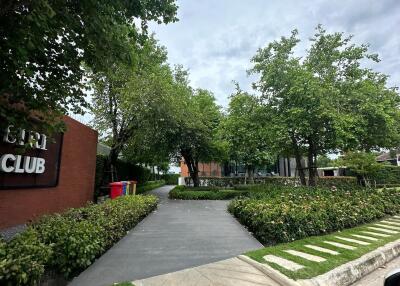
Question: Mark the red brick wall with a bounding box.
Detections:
[180,160,222,177]
[0,116,98,229]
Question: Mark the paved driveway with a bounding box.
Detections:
[69,185,262,286]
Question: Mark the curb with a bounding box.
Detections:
[239,238,400,286]
[238,255,300,286]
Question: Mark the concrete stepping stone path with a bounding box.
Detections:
[263,255,304,271]
[304,245,340,255]
[382,220,400,226]
[323,241,356,250]
[335,236,370,246]
[284,250,326,262]
[367,226,398,234]
[375,223,400,230]
[361,231,391,237]
[351,234,379,241]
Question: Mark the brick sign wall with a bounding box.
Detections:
[0,116,98,229]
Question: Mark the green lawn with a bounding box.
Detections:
[246,216,400,280]
[112,282,134,286]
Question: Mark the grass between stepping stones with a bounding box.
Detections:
[112,282,135,286]
[245,217,400,280]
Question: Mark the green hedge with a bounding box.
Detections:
[0,195,158,285]
[370,165,400,185]
[228,185,400,245]
[187,176,357,188]
[169,185,247,200]
[161,174,180,185]
[137,180,165,194]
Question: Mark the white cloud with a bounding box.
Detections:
[149,0,400,106]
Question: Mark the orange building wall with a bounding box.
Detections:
[180,160,222,177]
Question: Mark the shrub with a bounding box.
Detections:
[161,174,180,185]
[0,229,52,286]
[169,185,247,200]
[370,165,400,185]
[186,176,357,188]
[137,180,165,194]
[0,195,158,284]
[228,185,400,245]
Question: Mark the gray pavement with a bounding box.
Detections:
[351,255,400,286]
[69,185,262,286]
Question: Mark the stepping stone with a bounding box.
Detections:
[367,227,398,234]
[263,255,304,271]
[304,245,340,255]
[394,215,400,219]
[335,236,370,246]
[351,234,379,241]
[284,250,326,262]
[384,220,400,226]
[374,223,400,230]
[323,241,356,250]
[361,231,390,238]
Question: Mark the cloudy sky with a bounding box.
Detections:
[149,0,400,107]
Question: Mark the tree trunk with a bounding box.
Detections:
[108,147,120,182]
[307,140,317,187]
[182,151,200,187]
[291,135,307,186]
[246,165,255,185]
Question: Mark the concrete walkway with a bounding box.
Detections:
[69,185,262,286]
[133,257,280,286]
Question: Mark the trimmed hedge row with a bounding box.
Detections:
[161,174,180,185]
[137,180,165,194]
[169,186,247,200]
[186,176,357,188]
[0,195,158,285]
[228,185,400,245]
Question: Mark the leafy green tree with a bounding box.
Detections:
[316,155,334,168]
[337,152,382,187]
[0,0,177,133]
[158,67,222,186]
[249,25,400,186]
[220,84,273,184]
[90,37,174,181]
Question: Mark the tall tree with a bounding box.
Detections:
[0,0,178,132]
[249,25,400,186]
[90,37,174,181]
[220,84,272,184]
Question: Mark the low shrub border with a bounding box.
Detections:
[185,176,357,188]
[136,180,165,194]
[228,185,400,245]
[169,185,247,200]
[0,195,158,285]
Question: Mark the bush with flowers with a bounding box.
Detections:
[228,185,400,245]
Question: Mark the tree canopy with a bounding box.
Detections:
[249,25,400,185]
[0,0,178,132]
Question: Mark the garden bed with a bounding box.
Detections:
[228,185,400,245]
[0,195,158,286]
[169,185,247,200]
[136,180,165,194]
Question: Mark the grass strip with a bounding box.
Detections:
[246,217,400,280]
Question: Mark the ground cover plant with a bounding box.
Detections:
[228,185,400,245]
[169,185,248,200]
[245,217,400,280]
[0,195,158,285]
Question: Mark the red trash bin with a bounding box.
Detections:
[109,182,123,199]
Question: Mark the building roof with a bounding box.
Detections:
[97,142,111,156]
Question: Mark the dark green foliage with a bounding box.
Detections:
[369,166,400,186]
[169,186,247,200]
[137,180,165,194]
[161,174,180,185]
[228,185,400,245]
[0,195,157,284]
